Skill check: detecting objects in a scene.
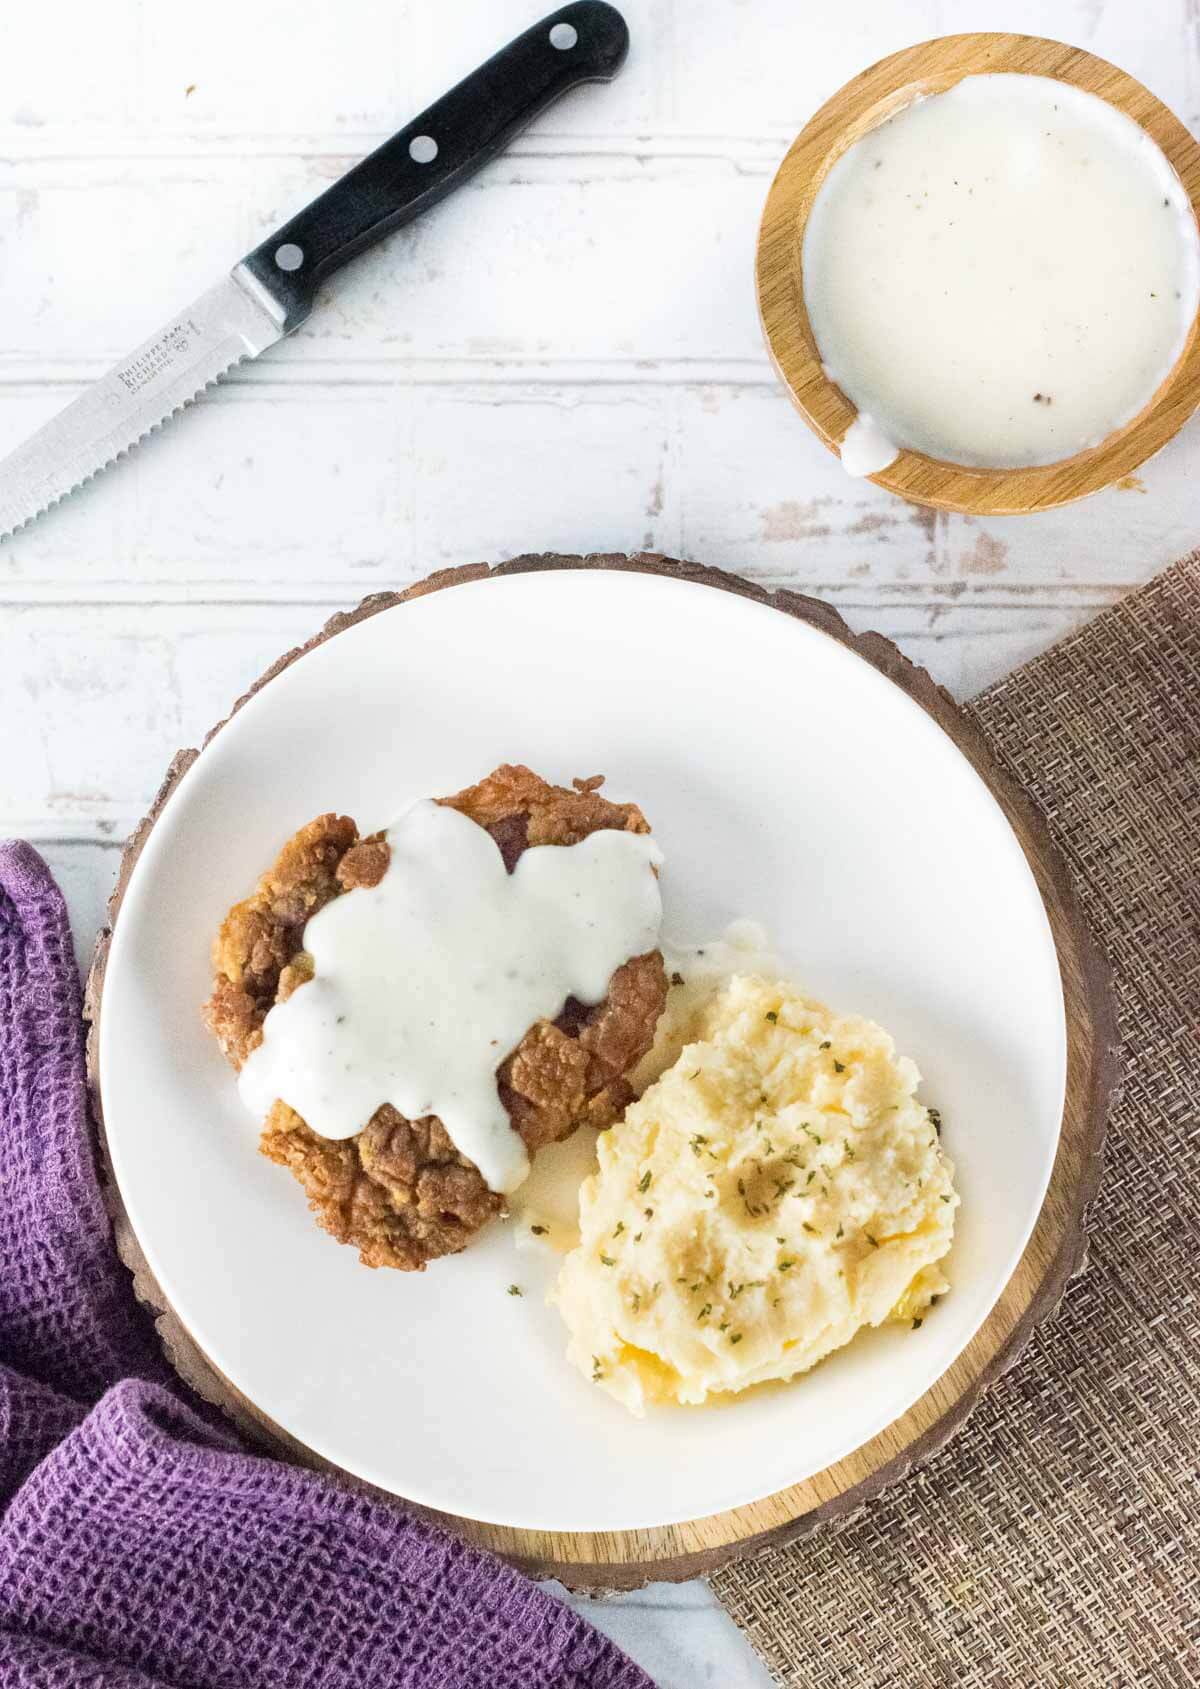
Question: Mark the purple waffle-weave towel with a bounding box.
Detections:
[0,840,651,1689]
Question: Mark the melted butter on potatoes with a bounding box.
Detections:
[553,975,958,1414]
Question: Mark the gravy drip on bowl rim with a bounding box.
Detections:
[802,73,1200,473]
[238,799,664,1194]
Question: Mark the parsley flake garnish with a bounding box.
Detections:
[530,1224,548,1236]
[730,1332,743,1345]
[865,1232,879,1248]
[778,1258,796,1272]
[765,1011,779,1024]
[834,1060,846,1074]
[613,1222,625,1237]
[592,1356,604,1381]
[637,1170,652,1194]
[912,1317,923,1330]
[507,1284,522,1296]
[599,1254,616,1267]
[819,1041,831,1051]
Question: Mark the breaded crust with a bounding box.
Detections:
[204,765,666,1269]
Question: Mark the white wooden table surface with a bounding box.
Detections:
[4,1,1197,1682]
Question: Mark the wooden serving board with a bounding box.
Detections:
[757,32,1200,515]
[85,554,1119,1589]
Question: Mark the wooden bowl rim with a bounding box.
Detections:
[84,554,1120,1589]
[756,31,1200,514]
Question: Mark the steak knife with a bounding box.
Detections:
[0,2,629,540]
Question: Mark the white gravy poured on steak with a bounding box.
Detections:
[238,800,664,1193]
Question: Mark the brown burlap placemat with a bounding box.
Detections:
[712,554,1200,1686]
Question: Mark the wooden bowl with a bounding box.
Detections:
[756,33,1200,515]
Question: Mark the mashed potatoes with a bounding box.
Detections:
[553,975,958,1414]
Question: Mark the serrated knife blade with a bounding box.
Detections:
[0,2,629,542]
[0,273,283,541]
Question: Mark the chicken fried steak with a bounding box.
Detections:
[204,765,666,1269]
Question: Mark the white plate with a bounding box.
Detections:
[99,568,1066,1533]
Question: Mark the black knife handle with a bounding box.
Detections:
[238,2,629,330]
